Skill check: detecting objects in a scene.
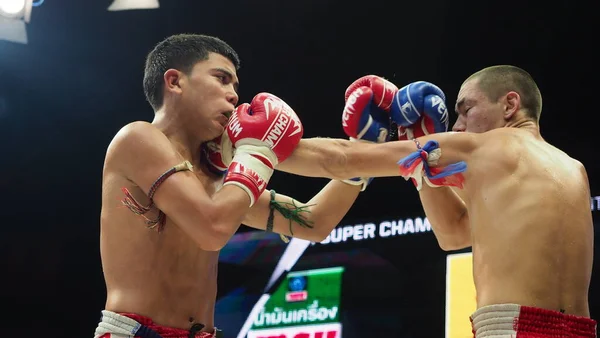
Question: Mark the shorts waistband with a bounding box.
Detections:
[470,304,597,338]
[94,311,222,338]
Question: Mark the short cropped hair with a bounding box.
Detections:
[143,34,241,111]
[465,65,542,121]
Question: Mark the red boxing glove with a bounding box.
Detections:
[341,75,397,190]
[224,93,303,206]
[201,134,233,176]
[344,75,398,114]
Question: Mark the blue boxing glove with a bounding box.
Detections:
[341,75,398,190]
[390,81,449,140]
[392,82,468,190]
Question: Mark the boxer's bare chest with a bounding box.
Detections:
[155,168,222,280]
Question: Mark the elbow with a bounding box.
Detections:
[196,231,229,251]
[436,230,471,251]
[437,238,471,251]
[201,208,243,251]
[305,216,335,243]
[435,213,471,251]
[191,206,239,252]
[309,227,332,243]
[300,205,337,243]
[191,225,230,251]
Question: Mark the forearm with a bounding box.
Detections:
[278,132,479,182]
[341,132,479,179]
[301,180,361,241]
[276,138,353,180]
[418,185,470,250]
[278,137,429,180]
[243,180,360,242]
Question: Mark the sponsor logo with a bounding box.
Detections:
[250,267,344,330]
[400,100,415,123]
[264,109,290,146]
[430,95,449,127]
[248,322,342,338]
[253,300,339,328]
[262,98,302,146]
[228,110,243,138]
[342,88,363,128]
[286,276,308,302]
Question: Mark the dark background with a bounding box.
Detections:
[0,0,597,336]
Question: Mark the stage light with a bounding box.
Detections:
[107,0,159,11]
[0,0,26,18]
[0,0,32,44]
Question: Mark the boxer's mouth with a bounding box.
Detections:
[218,111,232,127]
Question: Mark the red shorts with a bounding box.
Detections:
[470,304,597,337]
[94,311,221,338]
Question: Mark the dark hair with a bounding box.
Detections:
[465,65,542,121]
[143,34,241,111]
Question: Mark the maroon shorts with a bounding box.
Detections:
[95,311,220,338]
[470,304,597,337]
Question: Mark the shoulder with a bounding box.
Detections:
[109,121,164,148]
[477,128,532,151]
[107,121,170,154]
[466,129,523,166]
[105,121,174,175]
[570,157,587,177]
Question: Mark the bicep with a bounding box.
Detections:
[415,132,481,167]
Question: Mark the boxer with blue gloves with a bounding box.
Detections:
[277,65,596,337]
[390,81,467,190]
[390,81,449,140]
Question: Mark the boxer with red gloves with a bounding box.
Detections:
[222,93,303,206]
[97,34,363,338]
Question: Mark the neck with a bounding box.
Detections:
[505,117,541,137]
[152,109,203,163]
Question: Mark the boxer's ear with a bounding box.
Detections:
[503,91,520,120]
[164,69,183,95]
